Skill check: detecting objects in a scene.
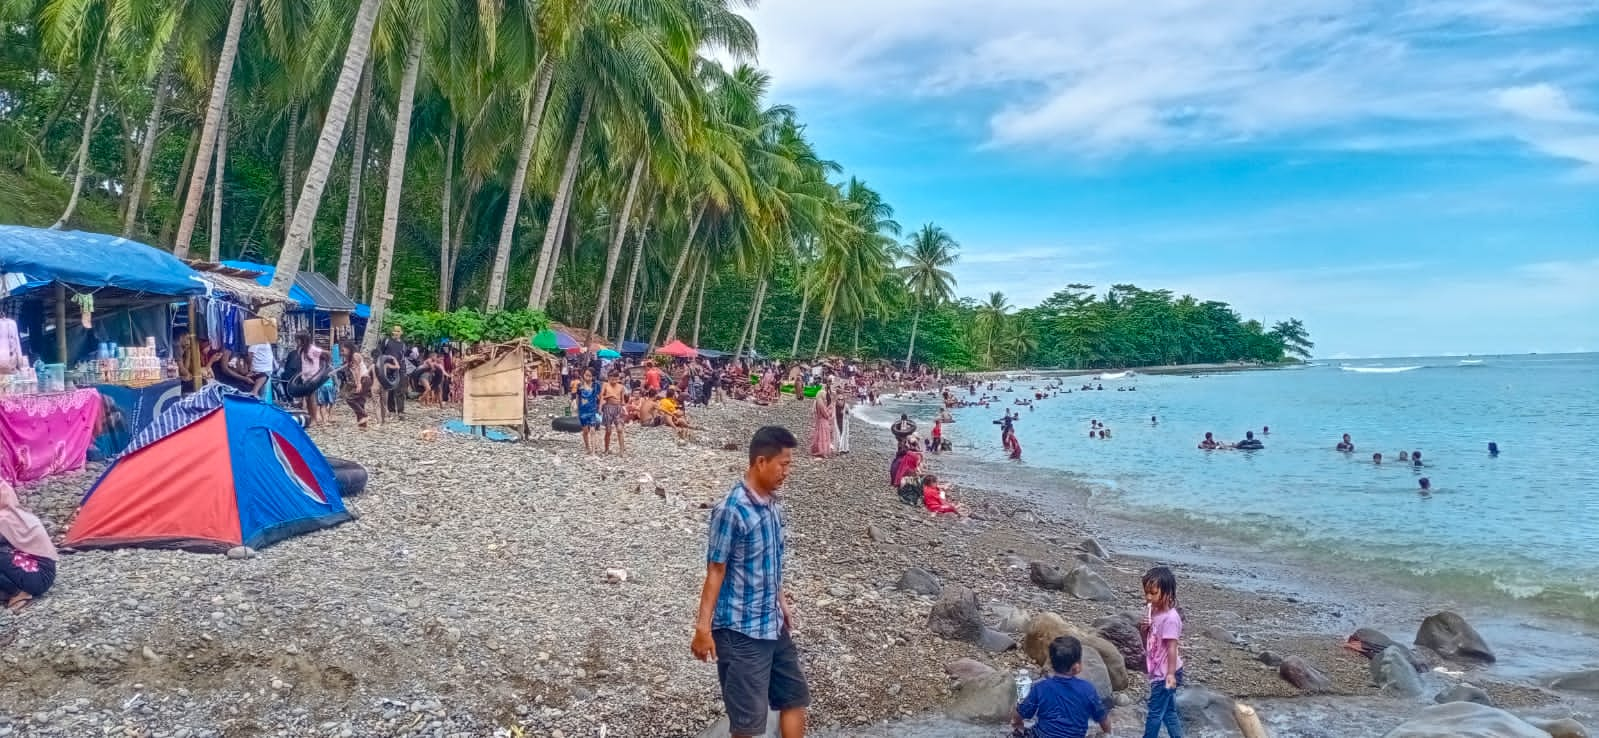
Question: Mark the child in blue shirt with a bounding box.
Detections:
[1013,635,1113,738]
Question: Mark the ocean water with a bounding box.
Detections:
[864,353,1599,625]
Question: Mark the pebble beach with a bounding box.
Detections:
[3,393,1595,737]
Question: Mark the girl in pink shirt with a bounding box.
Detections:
[1140,566,1184,738]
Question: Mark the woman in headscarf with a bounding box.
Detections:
[809,387,836,458]
[891,436,923,487]
[0,481,58,611]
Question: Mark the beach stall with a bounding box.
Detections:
[219,260,359,351]
[457,340,554,438]
[0,225,205,484]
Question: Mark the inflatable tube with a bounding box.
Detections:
[282,364,333,399]
[551,415,583,433]
[326,457,369,497]
[375,357,404,390]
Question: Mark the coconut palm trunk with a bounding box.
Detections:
[159,134,199,246]
[361,27,424,352]
[536,159,579,307]
[690,260,708,346]
[649,202,703,347]
[791,287,809,356]
[51,52,104,231]
[172,0,248,257]
[484,56,554,310]
[665,253,698,342]
[123,44,175,237]
[904,305,923,366]
[738,274,768,359]
[206,95,229,260]
[615,200,655,343]
[527,92,592,309]
[435,124,455,310]
[814,279,839,356]
[269,0,384,297]
[337,59,373,292]
[588,157,645,334]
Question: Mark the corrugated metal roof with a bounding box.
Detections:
[292,269,357,312]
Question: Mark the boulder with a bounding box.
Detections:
[989,604,1030,634]
[1349,628,1429,672]
[1064,566,1116,601]
[1077,642,1113,704]
[1257,650,1285,667]
[945,658,996,685]
[1527,717,1591,738]
[945,671,1017,725]
[1414,611,1495,664]
[1434,684,1494,706]
[225,546,254,560]
[975,628,1018,654]
[1079,538,1111,560]
[1028,561,1067,591]
[1022,612,1073,668]
[1382,702,1552,738]
[928,586,984,643]
[1200,626,1239,645]
[1548,669,1599,694]
[1174,685,1242,734]
[1374,646,1425,697]
[1073,551,1108,569]
[1020,613,1126,691]
[1094,614,1145,673]
[1278,656,1333,693]
[895,567,942,597]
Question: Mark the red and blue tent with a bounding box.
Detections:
[65,386,353,553]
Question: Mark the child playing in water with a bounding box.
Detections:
[1140,566,1184,738]
[1012,635,1111,738]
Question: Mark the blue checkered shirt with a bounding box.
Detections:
[707,481,786,640]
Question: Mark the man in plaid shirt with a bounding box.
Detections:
[692,426,808,737]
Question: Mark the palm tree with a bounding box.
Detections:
[975,291,1012,366]
[171,0,247,255]
[1269,318,1314,359]
[360,10,429,350]
[899,223,958,366]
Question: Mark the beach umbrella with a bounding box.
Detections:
[554,331,582,353]
[657,339,697,358]
[597,348,621,359]
[532,329,561,352]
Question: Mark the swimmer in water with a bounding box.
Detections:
[1262,425,1269,435]
[1488,442,1499,456]
[1411,450,1423,467]
[1418,477,1431,495]
[1198,432,1218,450]
[1372,452,1383,465]
[1336,433,1354,452]
[1151,415,1158,425]
[1236,430,1264,450]
[1398,451,1410,462]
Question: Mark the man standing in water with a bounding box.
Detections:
[693,427,808,738]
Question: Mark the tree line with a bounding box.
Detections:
[0,0,1309,370]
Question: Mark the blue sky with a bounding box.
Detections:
[737,0,1599,358]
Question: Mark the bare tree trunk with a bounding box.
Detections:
[173,0,248,256]
[649,202,703,347]
[282,101,303,265]
[361,27,424,352]
[904,306,922,367]
[123,43,175,237]
[852,320,861,357]
[444,175,478,308]
[615,200,655,344]
[791,286,809,356]
[589,156,645,334]
[527,92,591,309]
[814,279,839,356]
[691,257,708,346]
[337,58,373,292]
[733,284,756,359]
[207,95,229,260]
[485,55,555,310]
[537,161,578,308]
[748,275,769,356]
[159,133,199,246]
[269,0,383,297]
[665,254,699,343]
[435,123,455,310]
[51,52,104,230]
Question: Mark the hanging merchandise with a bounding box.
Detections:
[74,292,94,329]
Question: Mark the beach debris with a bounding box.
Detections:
[894,567,941,596]
[1382,702,1553,738]
[1278,655,1334,693]
[1078,538,1111,560]
[1027,561,1067,591]
[224,546,255,560]
[943,671,1018,725]
[1093,613,1146,672]
[1064,566,1116,601]
[601,568,628,584]
[1414,611,1496,664]
[1433,683,1493,706]
[944,657,996,685]
[1547,669,1599,694]
[1374,646,1425,697]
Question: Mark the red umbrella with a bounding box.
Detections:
[657,340,697,358]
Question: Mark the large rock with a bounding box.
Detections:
[1174,686,1241,734]
[1382,702,1552,738]
[1094,614,1145,673]
[975,628,1018,654]
[928,586,985,643]
[1278,655,1333,693]
[1414,611,1495,664]
[1077,642,1113,704]
[945,671,1017,724]
[1548,669,1599,694]
[1028,561,1067,591]
[1527,717,1591,738]
[1020,613,1128,691]
[945,658,996,685]
[1079,538,1111,560]
[1064,566,1116,601]
[1374,646,1425,697]
[1350,627,1428,672]
[895,567,942,596]
[988,603,1030,634]
[1434,684,1494,706]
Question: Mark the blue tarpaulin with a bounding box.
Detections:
[0,225,204,296]
[220,260,356,312]
[620,340,649,354]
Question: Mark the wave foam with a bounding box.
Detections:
[1340,365,1423,374]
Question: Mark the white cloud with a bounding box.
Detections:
[742,0,1599,159]
[1496,84,1591,123]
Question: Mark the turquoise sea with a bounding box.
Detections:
[864,353,1599,625]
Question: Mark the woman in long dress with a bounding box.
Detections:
[809,389,836,458]
[833,387,851,455]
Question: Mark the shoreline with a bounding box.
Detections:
[2,395,1593,737]
[965,361,1306,381]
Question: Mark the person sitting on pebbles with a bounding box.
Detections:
[0,481,57,612]
[921,475,959,515]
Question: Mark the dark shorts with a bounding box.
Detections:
[713,629,810,735]
[601,403,623,428]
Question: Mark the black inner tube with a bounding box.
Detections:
[282,363,332,399]
[375,357,404,390]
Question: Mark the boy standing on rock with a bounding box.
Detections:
[692,426,808,738]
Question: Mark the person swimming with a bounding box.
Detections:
[1151,415,1158,425]
[1336,433,1355,452]
[1198,432,1218,450]
[1398,451,1410,462]
[1262,425,1269,435]
[1418,477,1431,495]
[1372,452,1383,465]
[1411,450,1423,467]
[1488,442,1499,457]
[1235,431,1264,450]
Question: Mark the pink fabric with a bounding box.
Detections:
[0,480,57,560]
[809,395,835,457]
[891,451,921,487]
[0,388,101,486]
[0,318,23,372]
[1144,605,1184,679]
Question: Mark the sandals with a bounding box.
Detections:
[6,592,34,613]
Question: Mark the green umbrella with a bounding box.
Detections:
[597,348,621,359]
[532,329,561,352]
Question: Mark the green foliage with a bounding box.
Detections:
[385,308,549,345]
